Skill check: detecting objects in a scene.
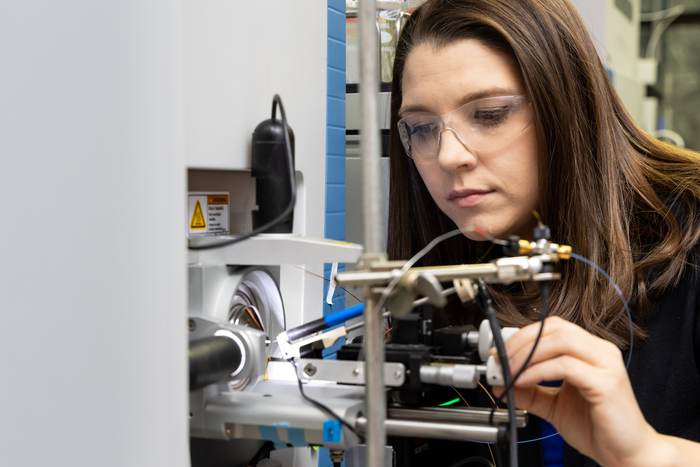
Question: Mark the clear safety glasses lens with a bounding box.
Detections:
[397,95,532,161]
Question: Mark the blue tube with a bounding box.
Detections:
[324,303,364,328]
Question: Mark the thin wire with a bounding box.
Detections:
[570,253,634,369]
[288,359,365,442]
[452,387,497,467]
[494,281,549,407]
[476,281,518,467]
[531,210,543,226]
[358,228,466,362]
[475,228,508,245]
[294,266,363,304]
[479,382,496,406]
[483,253,634,446]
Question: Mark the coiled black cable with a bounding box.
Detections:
[188,94,296,250]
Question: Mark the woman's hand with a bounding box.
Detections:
[491,316,699,467]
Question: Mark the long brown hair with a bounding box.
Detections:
[387,0,700,348]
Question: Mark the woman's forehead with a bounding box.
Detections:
[400,39,525,115]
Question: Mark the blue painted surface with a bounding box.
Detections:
[325,303,364,327]
[258,425,287,450]
[320,5,347,467]
[539,380,564,467]
[287,427,307,447]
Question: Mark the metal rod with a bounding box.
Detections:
[362,294,386,467]
[387,406,528,428]
[336,263,499,287]
[359,0,382,254]
[356,417,500,443]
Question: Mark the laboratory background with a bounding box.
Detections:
[1,0,699,466]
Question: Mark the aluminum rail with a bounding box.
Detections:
[388,406,528,428]
[356,417,501,443]
[336,263,500,287]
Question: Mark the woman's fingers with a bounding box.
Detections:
[492,317,623,375]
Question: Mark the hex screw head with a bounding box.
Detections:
[394,370,402,379]
[352,368,360,376]
[304,363,317,377]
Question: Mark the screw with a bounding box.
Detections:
[394,370,402,379]
[352,368,360,377]
[188,319,196,332]
[304,363,317,377]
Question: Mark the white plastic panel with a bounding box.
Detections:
[0,1,187,467]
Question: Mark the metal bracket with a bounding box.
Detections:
[297,359,406,387]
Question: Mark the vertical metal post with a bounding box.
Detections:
[361,294,386,467]
[359,0,383,254]
[359,1,386,467]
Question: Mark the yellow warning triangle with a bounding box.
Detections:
[190,200,206,230]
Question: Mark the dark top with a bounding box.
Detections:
[399,251,700,467]
[563,249,700,466]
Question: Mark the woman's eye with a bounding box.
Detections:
[473,106,510,127]
[411,123,438,139]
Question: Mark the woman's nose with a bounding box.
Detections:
[437,128,478,171]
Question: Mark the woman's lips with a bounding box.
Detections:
[448,189,494,207]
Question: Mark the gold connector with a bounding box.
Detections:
[518,239,533,255]
[557,245,572,260]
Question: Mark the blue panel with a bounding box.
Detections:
[325,154,347,184]
[327,68,345,99]
[325,184,345,213]
[327,129,346,156]
[328,0,345,13]
[327,97,345,128]
[323,3,347,467]
[287,427,307,447]
[258,426,287,450]
[327,39,346,72]
[324,212,346,241]
[324,262,346,274]
[327,9,345,42]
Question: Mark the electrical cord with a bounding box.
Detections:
[476,280,518,467]
[248,441,275,467]
[188,94,296,250]
[287,358,365,443]
[494,280,550,408]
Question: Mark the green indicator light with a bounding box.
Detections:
[438,397,461,407]
[313,446,319,451]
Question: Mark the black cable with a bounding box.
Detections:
[248,440,275,467]
[496,279,550,407]
[188,94,296,250]
[476,281,517,467]
[288,359,365,443]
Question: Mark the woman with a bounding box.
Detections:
[387,0,700,465]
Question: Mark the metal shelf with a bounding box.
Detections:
[188,234,364,265]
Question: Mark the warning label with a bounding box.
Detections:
[188,192,230,238]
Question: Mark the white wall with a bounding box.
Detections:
[183,0,329,326]
[570,0,645,125]
[0,2,188,466]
